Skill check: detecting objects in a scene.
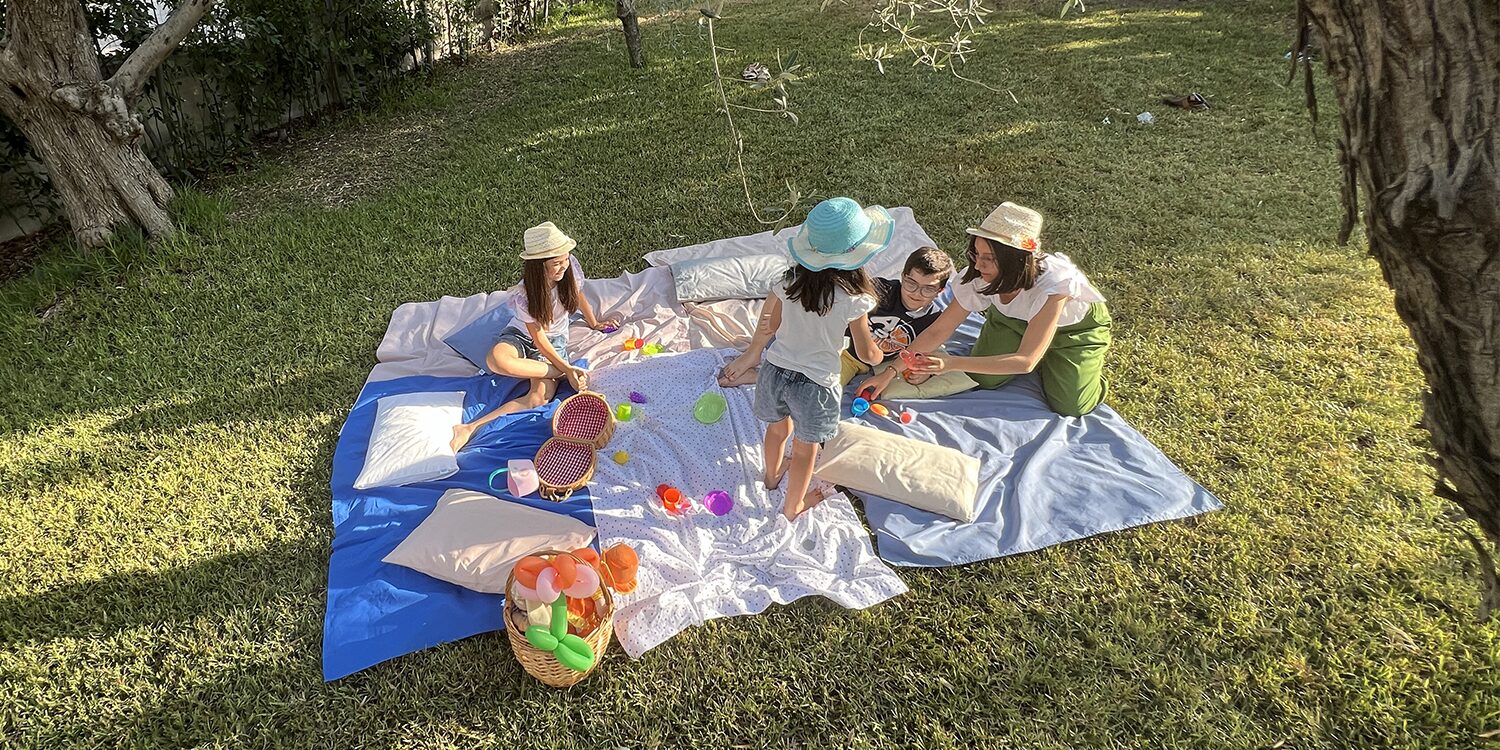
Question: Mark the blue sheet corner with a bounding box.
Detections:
[322,369,595,682]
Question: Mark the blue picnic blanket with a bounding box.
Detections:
[322,372,593,681]
[843,309,1223,567]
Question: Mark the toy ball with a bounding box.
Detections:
[857,385,876,401]
[871,403,890,417]
[703,490,733,516]
[629,391,648,404]
[613,450,629,465]
[851,397,870,416]
[615,403,634,421]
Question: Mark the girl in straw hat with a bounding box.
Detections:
[875,201,1111,416]
[451,221,620,452]
[719,197,890,519]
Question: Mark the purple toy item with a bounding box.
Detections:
[601,325,619,334]
[629,391,648,404]
[703,490,733,516]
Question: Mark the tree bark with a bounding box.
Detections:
[0,0,213,248]
[1298,0,1500,615]
[617,0,644,69]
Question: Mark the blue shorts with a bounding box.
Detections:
[753,361,841,444]
[495,327,569,363]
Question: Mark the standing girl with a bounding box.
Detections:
[884,201,1111,416]
[451,221,619,451]
[720,198,889,519]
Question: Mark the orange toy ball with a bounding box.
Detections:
[513,556,549,588]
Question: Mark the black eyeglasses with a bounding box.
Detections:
[901,276,944,298]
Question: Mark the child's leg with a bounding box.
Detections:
[718,366,760,387]
[486,340,563,380]
[451,377,558,452]
[762,417,793,490]
[780,438,821,520]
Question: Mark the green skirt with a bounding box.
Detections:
[969,302,1112,416]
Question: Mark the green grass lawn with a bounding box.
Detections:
[2,0,1497,746]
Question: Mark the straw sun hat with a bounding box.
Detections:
[521,221,577,260]
[786,197,895,271]
[966,202,1044,253]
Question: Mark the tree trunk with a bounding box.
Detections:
[617,0,644,69]
[0,0,212,248]
[1298,0,1500,615]
[10,96,175,247]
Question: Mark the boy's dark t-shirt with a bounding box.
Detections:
[847,277,944,363]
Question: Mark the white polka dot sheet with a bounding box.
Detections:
[586,347,909,658]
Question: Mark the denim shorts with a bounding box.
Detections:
[495,327,569,363]
[753,361,841,444]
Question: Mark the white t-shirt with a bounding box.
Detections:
[505,257,586,342]
[952,253,1105,326]
[508,285,570,341]
[764,282,878,389]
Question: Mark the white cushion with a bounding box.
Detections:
[383,489,596,593]
[815,422,980,522]
[671,253,791,302]
[353,391,466,490]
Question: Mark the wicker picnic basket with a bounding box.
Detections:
[503,549,615,688]
[534,391,614,501]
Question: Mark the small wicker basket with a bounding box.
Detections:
[534,391,614,501]
[503,549,615,688]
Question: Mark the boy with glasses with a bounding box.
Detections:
[839,246,954,388]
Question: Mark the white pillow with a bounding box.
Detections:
[383,489,596,593]
[671,253,792,302]
[353,391,466,490]
[815,422,980,522]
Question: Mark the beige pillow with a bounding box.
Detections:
[815,422,980,522]
[874,365,980,400]
[383,488,595,593]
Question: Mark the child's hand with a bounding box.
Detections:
[566,366,590,391]
[592,316,621,332]
[908,353,947,374]
[863,368,899,400]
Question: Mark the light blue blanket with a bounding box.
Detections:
[845,310,1223,567]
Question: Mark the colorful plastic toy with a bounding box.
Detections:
[613,450,629,465]
[615,403,634,421]
[628,391,648,404]
[622,338,641,351]
[571,544,639,593]
[642,343,665,356]
[703,490,733,516]
[900,409,916,424]
[600,324,619,334]
[492,458,537,497]
[857,385,876,401]
[871,403,890,417]
[851,397,870,416]
[693,392,728,425]
[656,483,689,513]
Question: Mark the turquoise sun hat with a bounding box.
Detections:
[786,197,895,271]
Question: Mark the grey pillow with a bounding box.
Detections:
[671,254,791,302]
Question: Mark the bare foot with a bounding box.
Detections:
[718,366,759,388]
[763,457,789,492]
[783,480,837,520]
[450,423,477,453]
